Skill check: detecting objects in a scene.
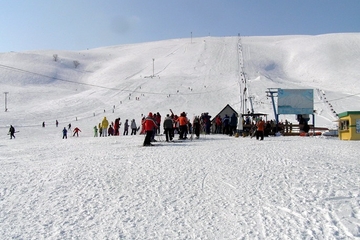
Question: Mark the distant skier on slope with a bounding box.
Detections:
[8,125,16,139]
[94,126,98,137]
[62,127,68,139]
[73,127,81,137]
[123,119,129,135]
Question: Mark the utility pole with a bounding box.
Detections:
[4,92,8,112]
[152,58,155,77]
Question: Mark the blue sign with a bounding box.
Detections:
[278,89,314,114]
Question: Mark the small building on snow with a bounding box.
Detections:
[338,111,360,140]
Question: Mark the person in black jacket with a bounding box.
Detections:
[229,113,238,136]
[193,116,201,139]
[9,125,15,139]
[222,114,230,134]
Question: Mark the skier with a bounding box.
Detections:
[143,112,158,146]
[193,116,201,139]
[8,125,15,139]
[73,127,81,137]
[101,117,109,137]
[94,125,98,137]
[256,118,265,140]
[130,119,137,135]
[215,115,222,133]
[155,112,161,134]
[123,119,129,135]
[108,125,114,136]
[178,112,188,140]
[62,127,68,139]
[140,117,146,134]
[202,113,211,134]
[114,118,120,135]
[56,120,59,127]
[222,114,230,134]
[98,123,102,137]
[163,114,174,142]
[229,113,238,136]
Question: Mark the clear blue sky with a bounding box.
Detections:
[1,0,359,52]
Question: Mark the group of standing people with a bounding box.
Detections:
[142,110,204,146]
[94,117,139,137]
[214,113,238,136]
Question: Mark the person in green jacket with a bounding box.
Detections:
[94,126,98,137]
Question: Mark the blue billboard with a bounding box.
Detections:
[278,89,314,114]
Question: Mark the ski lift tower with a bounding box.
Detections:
[266,88,279,124]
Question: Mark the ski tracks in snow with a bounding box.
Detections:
[1,135,359,239]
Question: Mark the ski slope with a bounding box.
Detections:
[0,34,360,239]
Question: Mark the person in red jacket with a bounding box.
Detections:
[143,112,158,146]
[73,127,81,137]
[140,117,146,135]
[155,112,161,134]
[215,115,222,133]
[256,118,265,140]
[178,112,188,140]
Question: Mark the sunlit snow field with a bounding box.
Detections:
[1,34,360,239]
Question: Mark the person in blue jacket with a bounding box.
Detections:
[229,113,238,136]
[62,127,68,139]
[222,114,230,134]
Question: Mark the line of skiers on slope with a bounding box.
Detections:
[7,123,81,139]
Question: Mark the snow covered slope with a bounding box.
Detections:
[1,33,360,128]
[0,34,360,239]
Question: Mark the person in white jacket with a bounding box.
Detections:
[130,119,137,135]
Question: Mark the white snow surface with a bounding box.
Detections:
[0,34,360,239]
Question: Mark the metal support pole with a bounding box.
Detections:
[312,113,315,136]
[4,92,9,112]
[152,58,155,77]
[266,89,278,124]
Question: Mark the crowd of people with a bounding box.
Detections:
[86,110,213,146]
[8,110,293,143]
